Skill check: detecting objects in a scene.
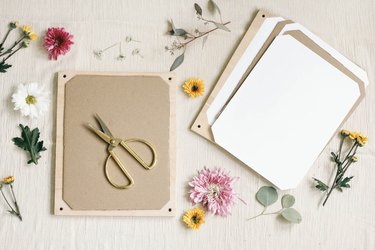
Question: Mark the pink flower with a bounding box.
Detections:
[189,167,238,216]
[43,27,74,60]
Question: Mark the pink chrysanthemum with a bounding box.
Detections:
[43,27,74,60]
[189,167,238,216]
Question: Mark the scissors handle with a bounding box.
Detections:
[105,152,134,189]
[121,139,157,170]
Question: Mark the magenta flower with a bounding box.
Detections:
[189,167,238,216]
[43,27,74,60]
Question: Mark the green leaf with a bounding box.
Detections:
[213,21,230,32]
[338,176,353,189]
[313,178,328,192]
[194,3,202,16]
[208,0,221,16]
[0,61,12,73]
[12,124,47,165]
[169,53,184,71]
[168,20,188,37]
[281,194,295,208]
[256,186,278,207]
[280,208,302,224]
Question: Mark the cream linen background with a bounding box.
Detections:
[0,0,374,249]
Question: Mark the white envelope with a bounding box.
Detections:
[211,33,365,190]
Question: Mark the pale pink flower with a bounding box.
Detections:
[189,167,238,216]
[43,27,74,60]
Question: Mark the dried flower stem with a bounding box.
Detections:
[0,35,25,57]
[181,21,230,47]
[0,28,12,47]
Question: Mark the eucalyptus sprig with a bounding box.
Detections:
[0,22,37,73]
[313,129,368,206]
[247,186,302,224]
[166,1,231,71]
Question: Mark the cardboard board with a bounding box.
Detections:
[54,72,176,216]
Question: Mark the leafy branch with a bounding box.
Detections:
[247,186,302,224]
[313,130,368,206]
[166,1,231,71]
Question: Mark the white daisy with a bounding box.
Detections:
[11,82,49,118]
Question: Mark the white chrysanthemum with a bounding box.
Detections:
[11,82,49,118]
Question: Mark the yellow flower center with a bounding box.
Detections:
[25,95,37,105]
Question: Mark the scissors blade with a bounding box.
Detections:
[87,123,112,144]
[95,114,114,138]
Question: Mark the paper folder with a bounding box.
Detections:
[191,10,368,190]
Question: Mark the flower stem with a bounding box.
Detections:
[10,184,21,218]
[247,208,281,220]
[2,45,23,63]
[0,35,25,57]
[181,21,231,47]
[0,188,17,214]
[0,28,12,48]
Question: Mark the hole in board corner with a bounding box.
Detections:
[60,207,63,211]
[197,125,201,128]
[168,208,172,212]
[63,75,67,78]
[262,14,265,18]
[168,77,172,81]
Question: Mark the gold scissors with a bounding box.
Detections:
[87,114,157,189]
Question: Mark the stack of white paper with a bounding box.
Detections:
[205,16,368,190]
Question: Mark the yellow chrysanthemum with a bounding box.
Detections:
[351,156,358,162]
[182,207,205,230]
[348,131,357,140]
[2,176,15,185]
[22,25,38,41]
[341,129,350,136]
[356,133,368,146]
[182,78,205,98]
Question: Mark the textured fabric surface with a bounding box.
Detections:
[0,0,374,249]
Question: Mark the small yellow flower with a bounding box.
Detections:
[182,78,205,98]
[348,131,357,140]
[341,129,350,137]
[356,133,368,146]
[351,156,358,162]
[182,207,205,230]
[2,176,15,185]
[21,40,30,48]
[22,25,38,41]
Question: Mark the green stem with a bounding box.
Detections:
[10,184,21,216]
[247,208,281,220]
[0,35,25,57]
[0,187,17,213]
[0,28,12,48]
[2,45,23,62]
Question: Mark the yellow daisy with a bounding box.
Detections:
[182,78,205,98]
[182,207,205,230]
[356,133,368,146]
[22,25,38,41]
[2,176,15,185]
[348,131,357,140]
[340,129,350,136]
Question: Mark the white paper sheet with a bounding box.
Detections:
[206,17,285,125]
[211,34,360,190]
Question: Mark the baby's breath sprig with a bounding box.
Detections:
[166,1,231,71]
[0,176,22,221]
[313,129,368,206]
[94,36,142,61]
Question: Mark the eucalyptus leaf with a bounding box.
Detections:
[256,186,278,207]
[280,208,302,224]
[281,194,295,208]
[202,35,208,49]
[169,53,184,71]
[194,3,202,16]
[213,22,230,32]
[208,0,221,16]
